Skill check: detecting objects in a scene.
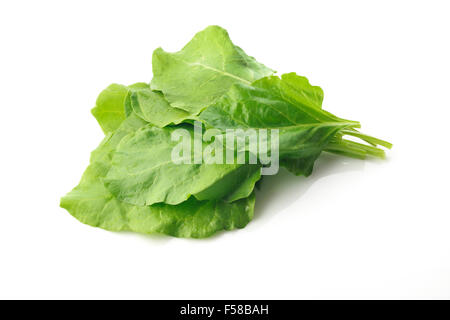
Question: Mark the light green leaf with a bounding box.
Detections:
[91,84,129,134]
[61,163,255,238]
[253,73,390,171]
[129,88,192,127]
[104,124,261,206]
[198,74,359,175]
[269,72,324,109]
[151,25,273,114]
[91,82,149,134]
[124,82,150,117]
[61,115,255,238]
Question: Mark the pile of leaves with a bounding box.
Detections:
[61,26,391,238]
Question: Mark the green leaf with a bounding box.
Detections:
[61,115,255,238]
[91,84,129,134]
[151,25,273,114]
[280,157,320,177]
[199,75,357,130]
[271,72,325,110]
[91,82,149,134]
[104,124,261,206]
[129,88,192,127]
[124,82,150,117]
[199,73,389,175]
[61,164,255,238]
[264,73,334,174]
[198,74,357,172]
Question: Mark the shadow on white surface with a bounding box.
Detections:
[254,153,367,222]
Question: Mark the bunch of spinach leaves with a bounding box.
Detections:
[61,26,391,238]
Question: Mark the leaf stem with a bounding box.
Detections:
[341,130,392,149]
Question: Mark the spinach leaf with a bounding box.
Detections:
[198,74,355,172]
[199,73,390,175]
[104,124,261,206]
[61,115,255,238]
[92,82,149,134]
[129,88,192,127]
[151,25,273,114]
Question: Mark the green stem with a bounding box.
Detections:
[341,129,392,149]
[325,137,386,159]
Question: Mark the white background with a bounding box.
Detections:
[1,0,449,299]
